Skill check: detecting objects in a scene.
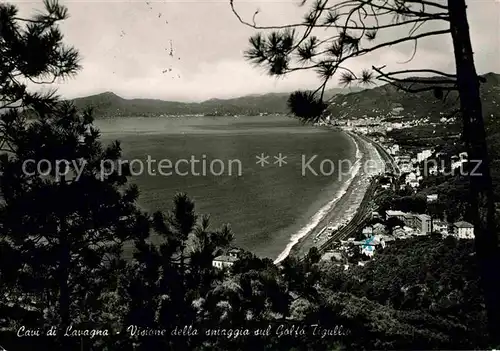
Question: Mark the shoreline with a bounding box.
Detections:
[275,129,386,262]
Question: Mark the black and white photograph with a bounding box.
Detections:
[0,0,499,349]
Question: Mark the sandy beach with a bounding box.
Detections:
[276,130,385,262]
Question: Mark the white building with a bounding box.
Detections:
[393,227,407,238]
[415,214,432,234]
[386,210,406,221]
[212,255,238,269]
[453,221,474,239]
[426,194,438,202]
[362,226,373,237]
[212,248,243,269]
[417,149,433,163]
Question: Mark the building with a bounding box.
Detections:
[403,213,415,228]
[426,194,438,202]
[362,226,373,237]
[212,247,243,269]
[212,255,239,269]
[393,227,407,238]
[453,221,474,239]
[414,214,432,234]
[386,210,406,221]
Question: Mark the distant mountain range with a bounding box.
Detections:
[327,72,500,123]
[70,73,499,121]
[70,88,363,118]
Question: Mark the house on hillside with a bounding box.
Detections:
[362,226,373,237]
[414,214,432,235]
[393,227,407,238]
[212,247,243,269]
[403,213,416,228]
[426,194,438,202]
[212,255,238,269]
[453,221,474,239]
[386,210,406,221]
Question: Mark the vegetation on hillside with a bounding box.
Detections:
[70,88,361,118]
[232,0,500,341]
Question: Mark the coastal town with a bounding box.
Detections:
[212,109,476,270]
[318,112,474,268]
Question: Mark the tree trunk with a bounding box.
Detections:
[447,0,500,345]
[58,178,72,349]
[58,234,71,349]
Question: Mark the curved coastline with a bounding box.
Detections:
[274,128,385,263]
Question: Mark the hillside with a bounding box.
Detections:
[71,87,362,118]
[70,73,499,120]
[328,72,500,123]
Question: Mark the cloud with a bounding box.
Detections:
[15,0,500,100]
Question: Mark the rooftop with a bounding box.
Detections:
[454,221,474,228]
[213,255,239,263]
[386,210,405,216]
[416,214,431,220]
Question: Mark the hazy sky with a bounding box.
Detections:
[10,0,500,101]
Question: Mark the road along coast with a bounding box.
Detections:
[275,129,387,263]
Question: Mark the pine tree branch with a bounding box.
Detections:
[230,0,448,31]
